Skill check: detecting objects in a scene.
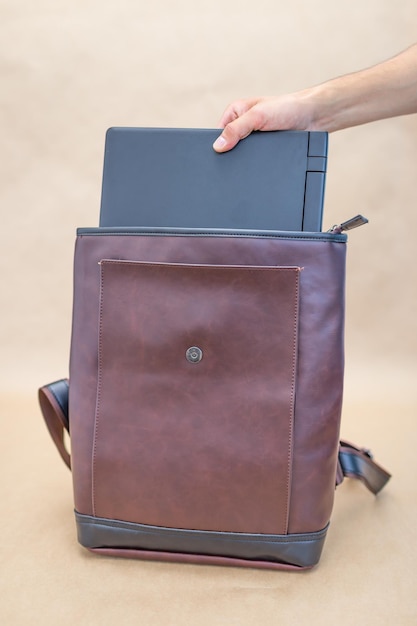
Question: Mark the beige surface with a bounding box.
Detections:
[1,1,417,624]
[1,381,416,626]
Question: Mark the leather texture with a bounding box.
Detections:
[38,379,70,469]
[75,512,328,569]
[69,229,346,537]
[88,548,312,571]
[93,259,299,533]
[337,440,391,494]
[37,228,391,568]
[38,379,391,499]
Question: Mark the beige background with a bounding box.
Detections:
[1,1,416,624]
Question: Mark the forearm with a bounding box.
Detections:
[306,43,417,132]
[214,43,417,152]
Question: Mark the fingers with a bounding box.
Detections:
[217,98,260,128]
[213,98,262,153]
[213,91,318,152]
[213,104,264,153]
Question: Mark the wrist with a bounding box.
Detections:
[297,83,355,133]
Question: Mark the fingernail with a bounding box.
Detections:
[213,135,227,151]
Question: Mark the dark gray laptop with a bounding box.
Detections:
[99,127,328,232]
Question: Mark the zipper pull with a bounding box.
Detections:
[327,214,369,234]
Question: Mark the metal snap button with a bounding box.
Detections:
[186,346,203,363]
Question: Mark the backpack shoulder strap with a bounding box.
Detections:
[38,379,71,469]
[38,380,391,493]
[336,439,391,494]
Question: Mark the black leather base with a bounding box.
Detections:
[75,511,328,568]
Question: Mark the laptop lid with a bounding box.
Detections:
[99,127,327,232]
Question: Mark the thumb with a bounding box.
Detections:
[212,110,260,152]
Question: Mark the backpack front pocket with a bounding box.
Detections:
[92,259,300,535]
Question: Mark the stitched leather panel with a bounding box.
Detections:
[92,260,299,534]
[69,232,345,535]
[75,512,328,569]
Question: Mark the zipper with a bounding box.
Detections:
[327,214,368,234]
[77,226,346,240]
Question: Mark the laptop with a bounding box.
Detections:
[99,127,328,232]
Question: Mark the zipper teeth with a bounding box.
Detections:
[77,228,346,242]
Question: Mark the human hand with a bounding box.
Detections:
[213,92,320,152]
[213,43,417,152]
